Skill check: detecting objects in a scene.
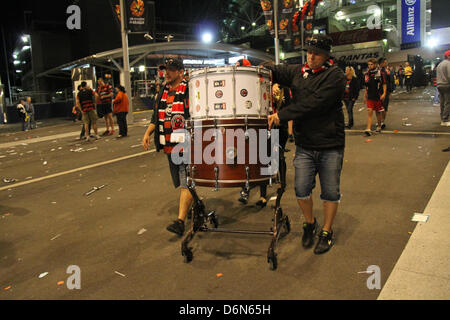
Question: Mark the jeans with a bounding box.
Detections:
[115,112,128,136]
[293,146,344,202]
[433,86,440,105]
[344,100,355,126]
[438,86,450,122]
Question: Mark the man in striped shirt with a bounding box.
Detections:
[77,81,100,141]
[97,78,115,136]
[142,58,192,236]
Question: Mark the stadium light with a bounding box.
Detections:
[202,32,213,43]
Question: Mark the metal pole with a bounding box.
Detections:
[300,0,305,64]
[274,0,280,65]
[1,25,12,104]
[119,0,134,124]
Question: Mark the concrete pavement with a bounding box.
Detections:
[0,87,449,299]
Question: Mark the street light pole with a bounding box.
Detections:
[300,0,305,64]
[119,0,134,124]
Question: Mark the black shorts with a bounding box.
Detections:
[98,103,112,118]
[167,155,188,189]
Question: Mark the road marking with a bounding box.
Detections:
[0,120,150,149]
[0,149,156,191]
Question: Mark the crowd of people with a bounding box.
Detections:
[72,78,130,141]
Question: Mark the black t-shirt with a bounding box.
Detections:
[365,69,385,101]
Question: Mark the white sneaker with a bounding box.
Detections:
[95,135,101,140]
[85,136,90,142]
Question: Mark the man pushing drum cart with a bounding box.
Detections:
[142,56,291,270]
[267,34,346,255]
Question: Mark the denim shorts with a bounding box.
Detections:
[293,146,344,202]
[167,155,188,189]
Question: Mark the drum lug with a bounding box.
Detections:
[245,166,250,191]
[213,119,218,139]
[190,166,196,188]
[214,166,219,191]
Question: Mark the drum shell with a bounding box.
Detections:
[187,118,275,188]
[189,66,272,120]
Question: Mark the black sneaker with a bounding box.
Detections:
[364,130,372,136]
[302,218,319,249]
[381,123,386,130]
[166,219,185,236]
[314,229,334,254]
[288,135,294,143]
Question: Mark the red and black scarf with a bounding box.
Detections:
[301,59,334,78]
[157,80,188,153]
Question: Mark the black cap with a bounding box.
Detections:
[303,34,332,56]
[159,58,184,70]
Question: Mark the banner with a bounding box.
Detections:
[125,0,148,33]
[260,0,295,39]
[261,1,275,37]
[110,0,153,33]
[401,0,421,48]
[278,0,295,39]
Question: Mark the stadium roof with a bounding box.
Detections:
[37,41,274,78]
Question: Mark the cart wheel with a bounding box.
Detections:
[211,215,219,229]
[182,247,193,263]
[281,216,291,237]
[268,253,278,271]
[208,211,219,228]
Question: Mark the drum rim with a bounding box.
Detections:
[189,66,271,77]
[188,177,275,184]
[189,114,269,119]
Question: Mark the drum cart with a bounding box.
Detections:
[181,140,290,270]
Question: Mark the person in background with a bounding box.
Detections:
[113,85,130,138]
[404,61,413,93]
[363,58,386,136]
[97,78,115,136]
[343,66,359,129]
[77,81,100,141]
[235,58,269,207]
[436,50,450,126]
[378,58,393,129]
[398,65,404,89]
[16,99,28,131]
[432,61,441,107]
[25,97,35,130]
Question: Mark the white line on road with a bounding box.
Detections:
[0,149,156,191]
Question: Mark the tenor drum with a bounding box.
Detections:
[187,118,277,189]
[189,66,272,119]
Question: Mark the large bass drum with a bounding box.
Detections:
[187,66,275,189]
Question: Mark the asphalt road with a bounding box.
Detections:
[0,87,449,299]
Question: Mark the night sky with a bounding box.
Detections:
[0,0,241,95]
